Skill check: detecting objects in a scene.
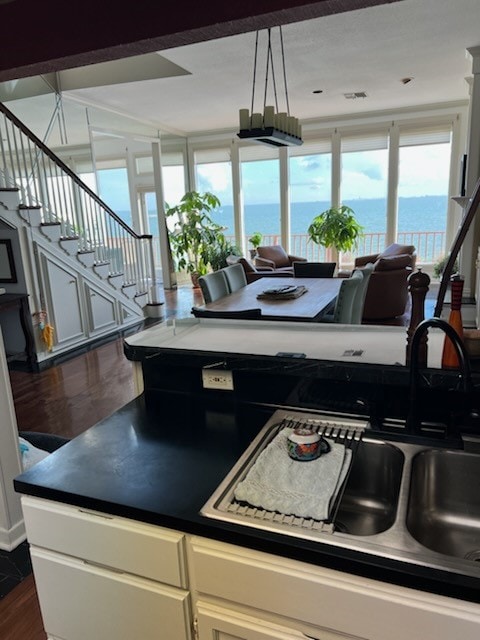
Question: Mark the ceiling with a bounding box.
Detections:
[3,0,480,144]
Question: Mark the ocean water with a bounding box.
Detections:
[137,195,447,238]
[215,195,448,236]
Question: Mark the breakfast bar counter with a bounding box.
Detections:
[13,319,480,639]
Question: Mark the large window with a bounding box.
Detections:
[289,141,332,259]
[341,133,389,259]
[96,167,132,227]
[398,127,452,263]
[195,150,234,238]
[241,147,280,247]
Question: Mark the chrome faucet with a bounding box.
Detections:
[406,317,473,435]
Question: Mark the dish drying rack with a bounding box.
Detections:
[201,410,367,536]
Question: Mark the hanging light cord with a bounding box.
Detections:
[279,25,290,116]
[263,28,279,113]
[251,31,259,117]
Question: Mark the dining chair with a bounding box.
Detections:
[198,270,230,303]
[293,261,336,278]
[223,263,248,292]
[191,307,262,319]
[350,262,375,324]
[321,270,363,324]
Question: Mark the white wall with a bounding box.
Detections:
[0,326,25,550]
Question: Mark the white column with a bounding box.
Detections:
[152,140,175,290]
[331,129,341,208]
[386,122,399,248]
[460,46,480,298]
[231,141,245,255]
[125,147,142,233]
[0,328,25,550]
[279,147,290,251]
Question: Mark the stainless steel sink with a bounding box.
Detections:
[336,440,404,536]
[201,409,480,580]
[406,449,480,561]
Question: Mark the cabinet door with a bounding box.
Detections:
[41,252,85,346]
[84,280,118,335]
[196,602,363,640]
[31,546,192,640]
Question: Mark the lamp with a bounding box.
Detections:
[237,27,303,147]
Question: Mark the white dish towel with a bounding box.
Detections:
[234,427,352,521]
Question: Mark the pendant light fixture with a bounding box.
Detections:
[237,27,303,147]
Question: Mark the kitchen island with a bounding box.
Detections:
[14,319,480,639]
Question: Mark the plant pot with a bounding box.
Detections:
[249,249,257,259]
[191,272,201,289]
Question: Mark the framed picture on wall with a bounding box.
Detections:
[0,239,17,283]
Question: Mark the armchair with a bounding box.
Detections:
[226,255,294,283]
[255,245,307,273]
[354,243,416,320]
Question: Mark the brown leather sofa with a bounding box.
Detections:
[354,243,416,320]
[255,245,307,273]
[226,255,294,283]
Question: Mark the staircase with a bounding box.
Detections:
[0,102,162,367]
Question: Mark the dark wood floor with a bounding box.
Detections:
[1,281,434,638]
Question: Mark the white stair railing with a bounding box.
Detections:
[0,101,156,302]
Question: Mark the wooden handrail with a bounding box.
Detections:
[434,175,480,318]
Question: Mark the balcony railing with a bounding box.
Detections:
[228,231,445,267]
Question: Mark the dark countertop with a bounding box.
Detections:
[14,394,480,604]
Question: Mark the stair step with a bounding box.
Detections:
[40,222,61,242]
[0,188,21,210]
[59,236,80,255]
[108,273,125,290]
[93,262,111,279]
[77,250,95,268]
[121,282,137,299]
[18,205,42,226]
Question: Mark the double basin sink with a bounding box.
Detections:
[201,410,480,578]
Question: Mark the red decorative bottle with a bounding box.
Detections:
[441,274,464,369]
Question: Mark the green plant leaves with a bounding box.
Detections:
[307,205,363,253]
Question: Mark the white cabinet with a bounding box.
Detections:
[20,497,480,640]
[21,497,192,640]
[41,251,85,347]
[196,601,363,640]
[37,246,122,350]
[83,280,118,336]
[188,537,480,640]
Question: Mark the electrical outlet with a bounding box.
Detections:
[202,369,234,391]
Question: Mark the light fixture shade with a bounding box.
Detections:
[237,126,303,147]
[237,28,303,148]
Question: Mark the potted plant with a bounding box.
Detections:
[166,191,223,287]
[433,254,459,280]
[248,231,263,259]
[206,236,242,272]
[307,205,363,266]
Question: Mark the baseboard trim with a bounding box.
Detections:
[8,319,147,373]
[0,519,26,551]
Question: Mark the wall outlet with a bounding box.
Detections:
[202,369,234,391]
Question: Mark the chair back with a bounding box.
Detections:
[350,262,375,324]
[333,270,363,324]
[223,263,248,292]
[198,270,229,303]
[191,307,262,319]
[293,261,336,278]
[256,245,290,268]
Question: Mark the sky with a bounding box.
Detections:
[94,142,452,212]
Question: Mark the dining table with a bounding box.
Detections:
[203,277,343,322]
